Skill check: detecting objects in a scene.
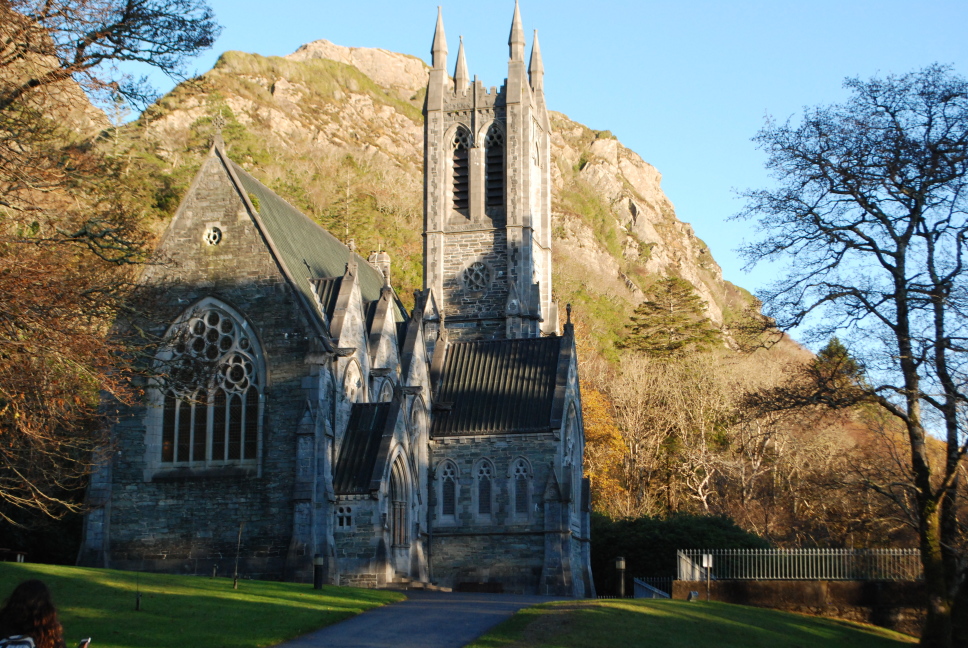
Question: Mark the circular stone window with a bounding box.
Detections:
[204,226,223,246]
[462,261,492,293]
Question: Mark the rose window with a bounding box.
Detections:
[204,226,222,246]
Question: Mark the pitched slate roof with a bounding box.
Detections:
[333,403,392,495]
[431,337,564,437]
[227,160,405,324]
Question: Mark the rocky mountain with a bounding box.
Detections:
[132,40,758,356]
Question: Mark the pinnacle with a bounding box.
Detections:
[529,29,544,89]
[454,36,469,89]
[431,6,447,69]
[509,0,525,62]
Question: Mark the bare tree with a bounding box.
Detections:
[737,65,968,647]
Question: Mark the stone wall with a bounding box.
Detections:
[86,154,318,581]
[429,433,558,593]
[672,580,924,637]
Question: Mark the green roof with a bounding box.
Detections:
[229,162,402,323]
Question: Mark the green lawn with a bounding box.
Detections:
[465,599,917,648]
[0,562,403,648]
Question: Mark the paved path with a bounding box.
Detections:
[275,590,564,648]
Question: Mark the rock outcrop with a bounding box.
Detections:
[134,41,753,337]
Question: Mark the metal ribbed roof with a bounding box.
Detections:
[431,337,563,437]
[333,403,392,495]
[230,163,404,322]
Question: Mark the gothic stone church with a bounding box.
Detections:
[78,3,594,597]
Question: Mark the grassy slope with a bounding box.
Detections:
[0,563,402,648]
[465,600,916,648]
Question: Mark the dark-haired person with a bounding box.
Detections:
[0,580,66,648]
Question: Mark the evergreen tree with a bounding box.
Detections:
[622,276,722,357]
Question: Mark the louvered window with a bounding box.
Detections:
[453,128,471,212]
[484,126,504,208]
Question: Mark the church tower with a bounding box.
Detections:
[423,2,557,340]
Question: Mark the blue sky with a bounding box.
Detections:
[151,0,968,304]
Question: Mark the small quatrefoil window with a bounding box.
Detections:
[462,262,492,292]
[204,227,222,246]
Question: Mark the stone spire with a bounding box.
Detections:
[508,0,525,62]
[528,29,544,91]
[431,6,447,70]
[454,36,469,90]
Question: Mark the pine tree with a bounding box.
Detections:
[622,276,721,357]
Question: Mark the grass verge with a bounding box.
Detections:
[464,599,916,648]
[0,562,403,648]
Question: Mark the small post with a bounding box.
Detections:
[313,554,325,590]
[233,522,245,590]
[702,553,713,602]
[615,556,626,598]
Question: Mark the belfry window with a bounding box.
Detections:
[484,126,505,208]
[453,128,471,212]
[157,304,262,466]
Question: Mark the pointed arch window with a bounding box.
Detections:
[389,460,409,547]
[475,459,494,517]
[484,125,505,209]
[157,304,263,467]
[453,127,471,213]
[439,461,458,519]
[512,458,532,518]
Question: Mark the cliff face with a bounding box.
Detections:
[135,40,755,348]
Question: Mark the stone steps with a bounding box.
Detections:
[386,577,452,593]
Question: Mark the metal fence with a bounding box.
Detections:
[634,577,673,598]
[677,548,921,582]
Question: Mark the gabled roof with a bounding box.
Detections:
[224,157,405,325]
[309,276,343,322]
[431,336,564,437]
[334,403,393,495]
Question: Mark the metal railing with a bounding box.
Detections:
[634,577,673,598]
[677,548,921,582]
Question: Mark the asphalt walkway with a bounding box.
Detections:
[274,589,564,648]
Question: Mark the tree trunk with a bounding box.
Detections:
[920,502,953,647]
[951,573,968,648]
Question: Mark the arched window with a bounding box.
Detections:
[157,303,263,466]
[564,404,581,507]
[378,379,393,403]
[410,400,426,441]
[438,461,458,519]
[484,125,505,209]
[475,459,494,517]
[343,361,364,403]
[512,458,532,518]
[336,506,353,530]
[452,127,471,213]
[389,459,408,547]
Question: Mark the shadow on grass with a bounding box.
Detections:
[467,599,916,648]
[0,563,402,648]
